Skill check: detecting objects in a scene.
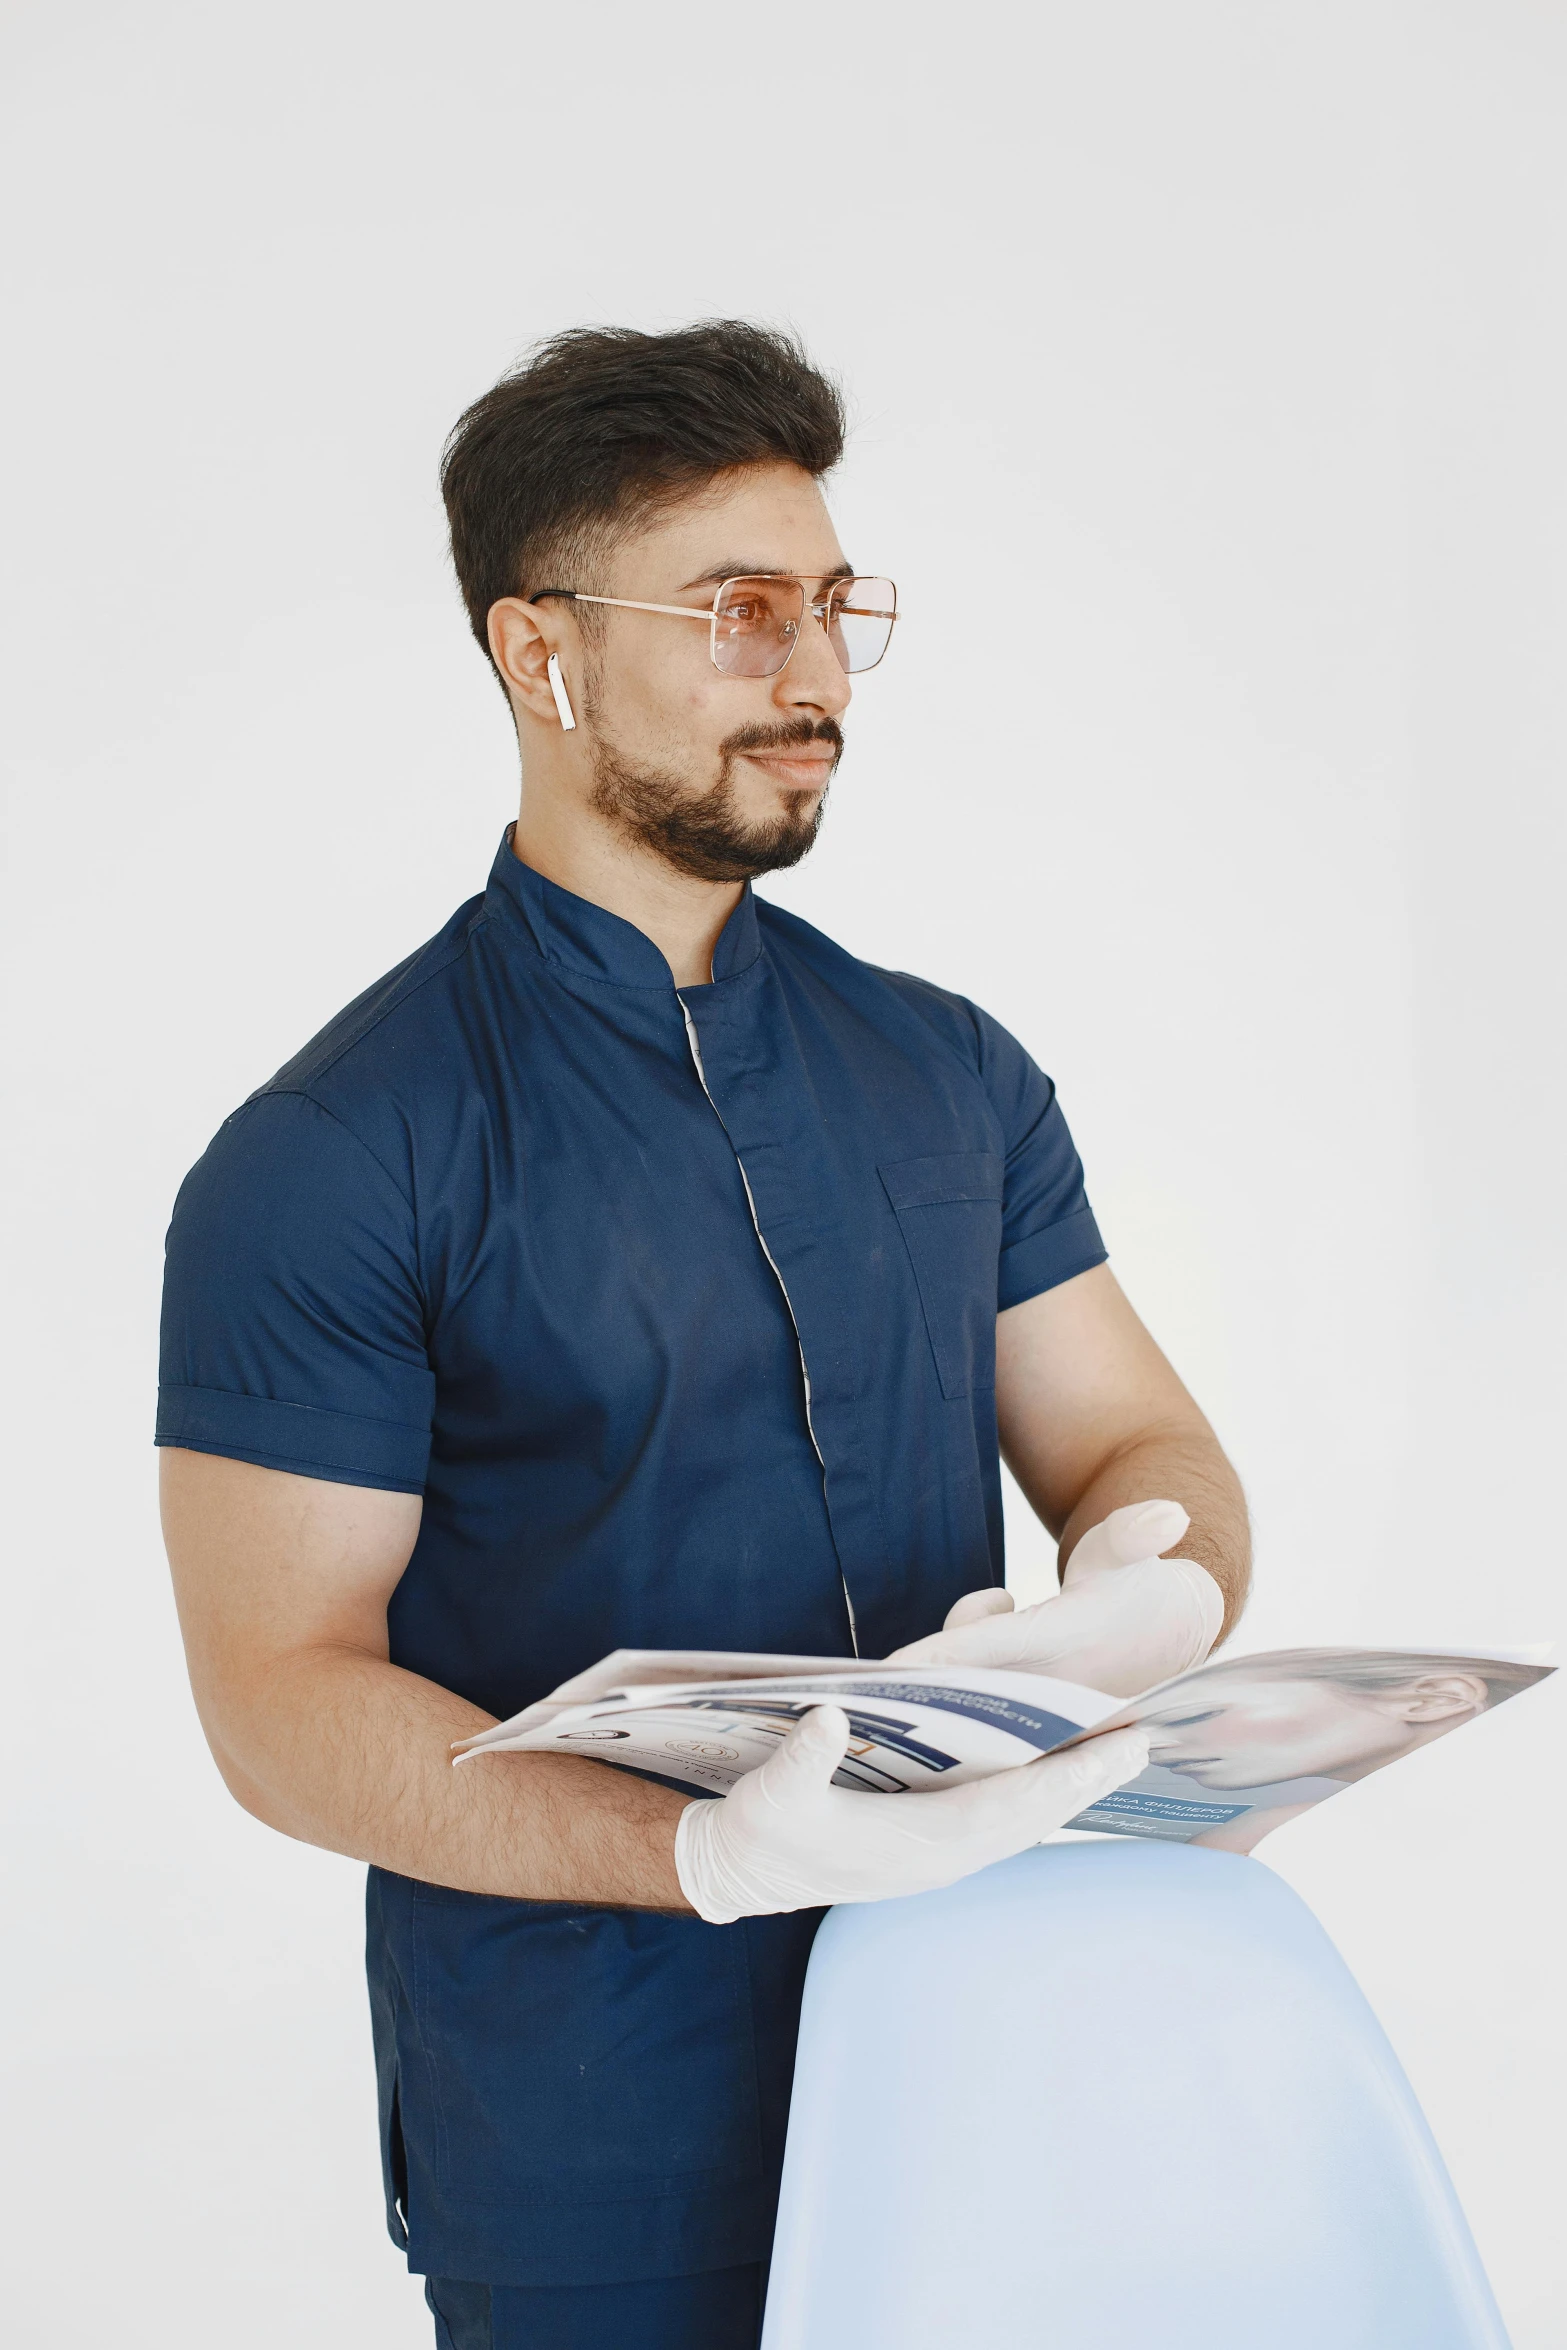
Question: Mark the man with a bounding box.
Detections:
[159,322,1250,2350]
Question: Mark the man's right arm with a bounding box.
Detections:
[163,1446,1152,1925]
[161,1447,695,1909]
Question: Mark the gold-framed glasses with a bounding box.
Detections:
[528,574,898,679]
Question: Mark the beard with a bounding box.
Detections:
[587,715,842,883]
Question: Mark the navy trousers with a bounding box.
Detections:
[425,2264,763,2349]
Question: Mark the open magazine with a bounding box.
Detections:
[454,1642,1553,1856]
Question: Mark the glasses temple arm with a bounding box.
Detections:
[527,590,714,622]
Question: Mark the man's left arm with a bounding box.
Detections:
[892,1262,1249,1693]
[995,1262,1250,1638]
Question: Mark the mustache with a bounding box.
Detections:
[720,718,844,761]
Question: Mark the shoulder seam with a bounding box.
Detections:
[256,1087,418,1219]
[266,904,492,1094]
[872,965,985,1060]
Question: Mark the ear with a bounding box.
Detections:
[487,598,576,730]
[1374,1671,1491,1725]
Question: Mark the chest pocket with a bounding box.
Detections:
[878,1152,1004,1400]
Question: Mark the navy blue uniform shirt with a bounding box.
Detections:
[157,834,1106,2287]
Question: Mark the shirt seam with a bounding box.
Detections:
[157,1379,431,1433]
[867,967,1067,1156]
[263,908,493,1099]
[252,1086,421,1223]
[998,1221,1107,1313]
[149,1438,426,1495]
[999,1203,1100,1259]
[867,965,987,1070]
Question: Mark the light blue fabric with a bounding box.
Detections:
[762,1841,1510,2350]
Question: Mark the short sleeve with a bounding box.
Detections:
[156,1091,435,1493]
[969,1006,1107,1311]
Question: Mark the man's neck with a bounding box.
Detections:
[510,800,744,988]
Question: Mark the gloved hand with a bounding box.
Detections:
[886,1499,1224,1700]
[673,1707,1151,1923]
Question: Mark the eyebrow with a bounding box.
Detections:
[677,561,857,592]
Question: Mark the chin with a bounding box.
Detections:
[739,813,824,877]
[748,786,823,833]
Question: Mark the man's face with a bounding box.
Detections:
[1142,1672,1481,1787]
[571,462,855,883]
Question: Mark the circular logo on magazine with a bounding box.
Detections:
[664,1738,741,1762]
[560,1728,631,1742]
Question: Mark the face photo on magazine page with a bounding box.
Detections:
[1084,1650,1551,1856]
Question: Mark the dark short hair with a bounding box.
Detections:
[440,320,846,678]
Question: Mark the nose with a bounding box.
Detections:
[771,602,852,722]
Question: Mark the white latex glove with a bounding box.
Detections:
[887,1499,1224,1700]
[674,1706,1151,1923]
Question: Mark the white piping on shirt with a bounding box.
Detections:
[678,995,860,1657]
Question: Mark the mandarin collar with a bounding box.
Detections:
[484,831,762,990]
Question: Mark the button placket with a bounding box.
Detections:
[677,985,863,1658]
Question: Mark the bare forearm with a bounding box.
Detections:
[1056,1421,1251,1640]
[161,1452,692,1910]
[994,1276,1251,1643]
[201,1647,692,1909]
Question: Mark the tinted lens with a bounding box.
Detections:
[712,577,807,677]
[825,578,897,673]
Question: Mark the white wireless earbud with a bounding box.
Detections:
[547,652,577,732]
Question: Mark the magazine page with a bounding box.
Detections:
[489,1649,868,1738]
[454,1665,1122,1795]
[452,1643,1553,1846]
[1057,1646,1555,1853]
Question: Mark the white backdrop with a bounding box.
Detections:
[3,3,1563,2343]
